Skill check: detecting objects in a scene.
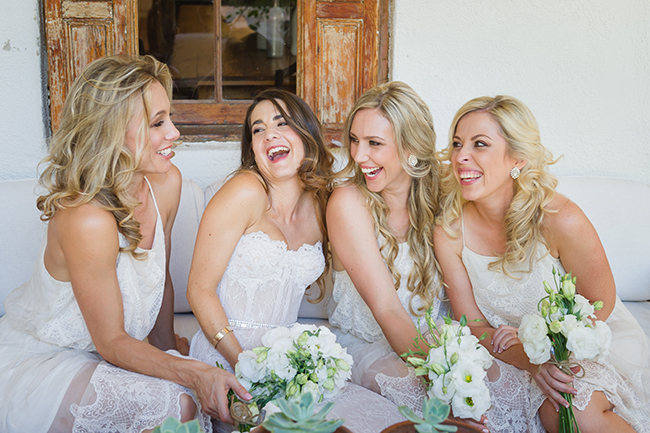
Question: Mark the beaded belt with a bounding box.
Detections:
[229,319,281,329]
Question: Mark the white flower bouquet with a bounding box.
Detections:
[403,306,493,422]
[518,269,611,433]
[229,323,353,431]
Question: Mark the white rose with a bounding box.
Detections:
[289,323,318,341]
[573,294,595,321]
[523,335,552,364]
[518,314,548,344]
[594,321,612,361]
[261,326,292,347]
[566,326,600,360]
[236,350,267,383]
[560,314,579,338]
[451,383,491,421]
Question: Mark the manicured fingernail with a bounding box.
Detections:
[482,429,489,433]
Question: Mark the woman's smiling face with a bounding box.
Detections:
[250,99,305,183]
[349,108,411,195]
[451,110,522,203]
[124,80,179,175]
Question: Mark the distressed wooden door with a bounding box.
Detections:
[43,0,138,131]
[299,0,388,145]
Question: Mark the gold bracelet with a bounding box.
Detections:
[211,326,233,348]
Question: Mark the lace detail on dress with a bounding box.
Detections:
[376,368,426,416]
[463,242,650,433]
[71,361,211,433]
[329,241,435,343]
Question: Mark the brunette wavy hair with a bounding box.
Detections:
[239,89,334,300]
[437,95,559,274]
[335,81,442,314]
[37,55,173,257]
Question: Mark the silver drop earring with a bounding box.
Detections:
[510,166,520,180]
[408,154,418,167]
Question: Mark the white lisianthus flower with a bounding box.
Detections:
[301,380,320,400]
[289,323,318,341]
[430,373,455,404]
[573,294,595,321]
[567,326,600,360]
[560,314,579,338]
[425,346,450,373]
[451,384,491,421]
[237,350,267,383]
[523,335,552,364]
[261,326,292,347]
[519,314,548,344]
[594,321,612,361]
[450,359,487,396]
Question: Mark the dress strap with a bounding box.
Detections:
[143,176,162,224]
[461,211,467,247]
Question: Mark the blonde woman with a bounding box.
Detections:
[434,95,650,432]
[327,82,449,413]
[0,55,249,433]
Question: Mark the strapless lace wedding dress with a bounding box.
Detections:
[463,238,650,432]
[190,231,405,433]
[328,238,448,415]
[0,178,209,433]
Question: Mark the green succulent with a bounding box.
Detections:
[398,396,458,433]
[152,417,204,433]
[262,393,344,433]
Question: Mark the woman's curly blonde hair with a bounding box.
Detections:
[438,95,559,274]
[334,81,442,315]
[37,55,173,257]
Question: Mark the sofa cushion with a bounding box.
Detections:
[170,179,205,313]
[556,176,650,301]
[0,179,46,316]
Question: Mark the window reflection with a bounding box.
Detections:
[138,0,297,101]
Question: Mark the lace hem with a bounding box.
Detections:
[70,361,211,433]
[376,368,427,416]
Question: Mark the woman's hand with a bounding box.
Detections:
[530,363,577,411]
[193,365,252,423]
[491,325,521,354]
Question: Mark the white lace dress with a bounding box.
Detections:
[463,242,650,433]
[189,231,405,433]
[328,238,448,414]
[0,178,209,433]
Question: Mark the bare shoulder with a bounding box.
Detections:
[327,184,367,216]
[203,172,268,223]
[50,203,120,254]
[433,218,463,256]
[544,193,592,237]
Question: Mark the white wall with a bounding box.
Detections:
[2,0,649,187]
[0,0,47,181]
[392,0,650,184]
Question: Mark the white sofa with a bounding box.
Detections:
[1,176,649,341]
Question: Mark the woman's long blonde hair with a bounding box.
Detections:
[239,88,334,302]
[438,95,558,274]
[335,81,442,314]
[37,55,173,257]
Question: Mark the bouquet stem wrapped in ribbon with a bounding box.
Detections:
[226,323,353,431]
[518,269,612,433]
[401,306,493,422]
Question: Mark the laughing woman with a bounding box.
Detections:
[434,95,650,433]
[326,82,449,414]
[0,55,248,433]
[187,88,404,433]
